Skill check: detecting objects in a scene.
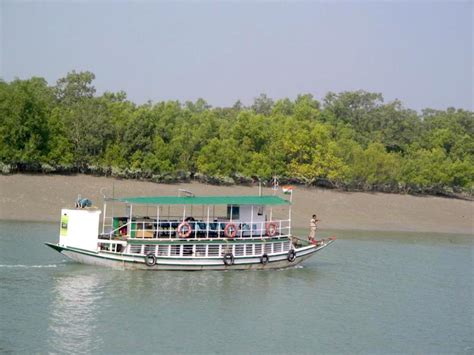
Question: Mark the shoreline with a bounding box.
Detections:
[0,174,472,235]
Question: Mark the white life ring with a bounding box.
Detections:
[224,223,237,238]
[266,222,278,236]
[177,221,192,238]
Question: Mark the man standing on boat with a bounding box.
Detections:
[309,214,320,242]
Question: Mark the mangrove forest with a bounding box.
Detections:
[1,71,473,196]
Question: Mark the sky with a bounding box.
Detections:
[1,0,472,111]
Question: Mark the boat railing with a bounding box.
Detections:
[100,219,291,240]
[124,239,294,258]
[102,216,115,235]
[99,222,129,240]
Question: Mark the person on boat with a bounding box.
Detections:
[309,214,320,242]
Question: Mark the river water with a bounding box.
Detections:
[0,221,472,354]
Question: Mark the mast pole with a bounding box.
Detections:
[102,200,107,235]
[157,206,160,238]
[111,183,115,234]
[250,205,254,238]
[206,205,210,239]
[129,204,133,237]
[289,190,293,236]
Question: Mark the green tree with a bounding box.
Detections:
[0,77,53,163]
[251,93,274,116]
[323,90,384,143]
[196,138,240,176]
[294,94,321,121]
[351,142,401,187]
[55,71,96,106]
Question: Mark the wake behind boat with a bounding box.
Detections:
[45,191,335,270]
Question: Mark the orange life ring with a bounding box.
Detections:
[224,223,237,238]
[266,222,278,236]
[177,221,192,238]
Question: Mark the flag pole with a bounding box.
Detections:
[289,189,293,237]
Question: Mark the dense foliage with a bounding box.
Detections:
[1,71,473,195]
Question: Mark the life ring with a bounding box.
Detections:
[260,253,269,264]
[145,253,157,266]
[287,249,296,262]
[266,222,278,236]
[224,223,238,238]
[177,221,192,238]
[223,253,234,266]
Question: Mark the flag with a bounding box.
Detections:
[282,186,294,194]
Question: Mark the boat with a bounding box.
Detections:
[45,192,335,270]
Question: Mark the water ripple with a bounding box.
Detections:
[0,264,58,268]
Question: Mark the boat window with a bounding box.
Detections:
[208,245,220,256]
[235,244,244,256]
[255,244,262,255]
[130,245,142,254]
[245,244,253,256]
[183,244,193,256]
[195,244,206,257]
[221,244,233,256]
[145,245,156,255]
[170,245,181,256]
[99,243,111,251]
[283,241,290,251]
[274,242,282,253]
[157,245,169,256]
[264,243,272,254]
[226,205,240,220]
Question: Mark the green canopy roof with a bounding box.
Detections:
[113,195,290,206]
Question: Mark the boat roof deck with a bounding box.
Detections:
[111,195,291,206]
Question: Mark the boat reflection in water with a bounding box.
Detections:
[47,269,104,353]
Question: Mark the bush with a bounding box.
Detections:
[0,162,12,175]
[208,175,235,185]
[40,163,56,173]
[231,173,253,185]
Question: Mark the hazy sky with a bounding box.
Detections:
[1,1,472,110]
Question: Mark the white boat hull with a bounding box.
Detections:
[47,241,334,271]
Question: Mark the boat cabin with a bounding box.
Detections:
[102,195,291,240]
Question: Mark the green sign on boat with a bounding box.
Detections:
[60,214,68,236]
